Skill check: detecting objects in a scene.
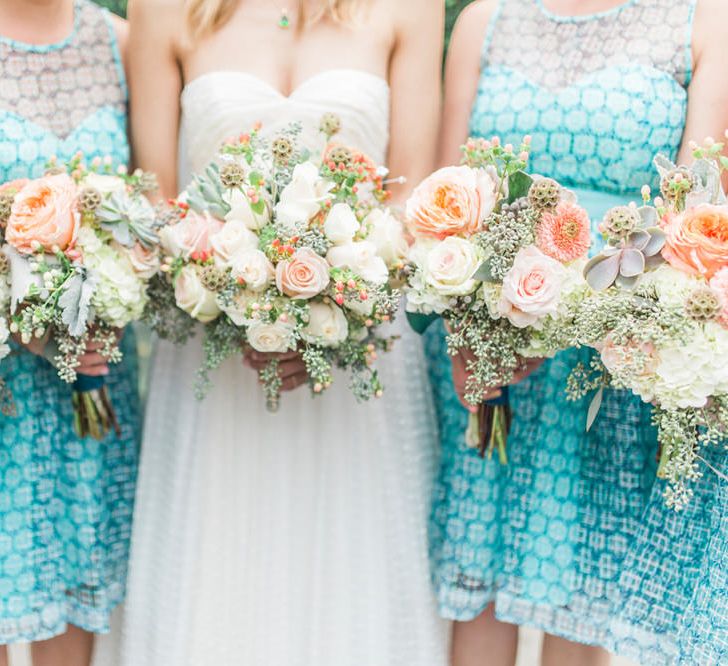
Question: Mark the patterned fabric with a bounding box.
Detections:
[428,0,727,663]
[0,0,139,642]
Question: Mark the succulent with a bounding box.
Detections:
[96,189,159,248]
[585,205,666,290]
[528,178,561,211]
[186,163,230,219]
[685,287,722,322]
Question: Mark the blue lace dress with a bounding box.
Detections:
[0,0,139,642]
[427,1,727,663]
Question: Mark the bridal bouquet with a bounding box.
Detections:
[0,154,160,439]
[149,119,403,410]
[405,137,591,460]
[568,139,728,509]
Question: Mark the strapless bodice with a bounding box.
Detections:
[178,69,390,187]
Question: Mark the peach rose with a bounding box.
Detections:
[662,204,728,279]
[498,246,568,328]
[126,242,161,279]
[0,179,29,195]
[275,247,330,299]
[160,210,224,260]
[406,165,498,240]
[6,174,79,254]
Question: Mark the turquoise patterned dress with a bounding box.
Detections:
[428,1,727,663]
[0,0,139,642]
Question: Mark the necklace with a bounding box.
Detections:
[269,2,291,29]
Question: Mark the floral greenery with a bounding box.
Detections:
[95,1,474,41]
[94,0,127,17]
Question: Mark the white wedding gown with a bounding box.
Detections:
[93,70,448,666]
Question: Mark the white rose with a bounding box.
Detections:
[498,246,568,328]
[76,225,103,253]
[210,218,259,266]
[302,302,349,347]
[323,203,360,245]
[419,237,482,296]
[326,241,389,285]
[174,265,221,323]
[159,210,222,260]
[220,289,258,326]
[229,249,274,292]
[225,188,270,231]
[366,208,408,268]
[275,162,333,229]
[246,319,296,353]
[83,173,126,195]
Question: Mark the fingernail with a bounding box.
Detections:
[468,405,478,414]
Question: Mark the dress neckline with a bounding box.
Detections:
[182,68,390,100]
[534,0,639,23]
[0,0,80,53]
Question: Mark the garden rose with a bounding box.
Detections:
[6,173,79,253]
[302,302,349,347]
[210,218,258,264]
[323,203,360,245]
[498,246,568,328]
[275,162,333,229]
[246,319,296,353]
[662,204,728,279]
[225,188,269,231]
[0,179,28,195]
[161,210,223,260]
[125,242,161,279]
[419,237,481,296]
[174,265,221,323]
[276,247,330,299]
[406,165,498,239]
[366,208,408,268]
[326,241,388,285]
[83,173,126,195]
[229,249,274,291]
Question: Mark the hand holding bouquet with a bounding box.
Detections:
[569,137,728,508]
[404,137,591,460]
[0,154,160,439]
[149,119,405,411]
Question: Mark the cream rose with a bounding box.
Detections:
[366,208,408,268]
[6,173,79,254]
[326,241,389,285]
[302,302,349,347]
[229,249,274,291]
[174,265,221,323]
[275,162,333,229]
[276,247,331,299]
[160,211,223,260]
[210,218,259,265]
[498,246,568,328]
[419,237,482,296]
[246,319,296,353]
[225,188,269,231]
[83,173,127,195]
[124,242,160,279]
[323,203,360,245]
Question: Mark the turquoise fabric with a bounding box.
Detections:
[0,0,139,642]
[428,0,726,662]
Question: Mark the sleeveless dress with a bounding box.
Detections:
[0,0,140,642]
[428,1,726,663]
[94,70,448,666]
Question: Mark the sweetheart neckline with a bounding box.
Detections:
[181,68,390,101]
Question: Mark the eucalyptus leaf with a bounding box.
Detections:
[59,271,96,337]
[507,171,533,204]
[406,311,439,335]
[586,385,604,432]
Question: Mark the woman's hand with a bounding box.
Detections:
[76,339,112,377]
[451,349,545,412]
[244,350,308,393]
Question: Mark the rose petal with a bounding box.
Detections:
[585,253,621,291]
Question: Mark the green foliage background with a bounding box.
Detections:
[95,0,476,44]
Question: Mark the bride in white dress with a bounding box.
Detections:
[94,1,448,665]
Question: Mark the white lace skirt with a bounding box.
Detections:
[94,323,448,666]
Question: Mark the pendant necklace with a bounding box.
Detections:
[274,5,291,29]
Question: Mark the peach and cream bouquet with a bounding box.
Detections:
[148,119,403,410]
[568,138,728,509]
[404,137,591,461]
[0,154,160,439]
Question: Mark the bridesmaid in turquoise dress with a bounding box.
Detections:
[0,0,139,663]
[429,1,728,664]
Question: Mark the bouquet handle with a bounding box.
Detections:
[466,387,511,465]
[73,374,120,441]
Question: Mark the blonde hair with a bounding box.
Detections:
[185,0,364,41]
